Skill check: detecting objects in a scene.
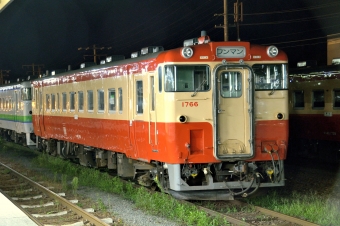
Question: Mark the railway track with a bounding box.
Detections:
[188,200,320,226]
[0,162,114,226]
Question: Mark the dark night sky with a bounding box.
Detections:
[0,0,339,81]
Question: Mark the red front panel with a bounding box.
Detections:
[253,119,289,161]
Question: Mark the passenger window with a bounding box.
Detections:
[70,92,75,111]
[108,89,116,113]
[293,90,304,109]
[312,90,324,109]
[98,89,104,112]
[118,88,123,113]
[158,67,162,93]
[136,81,143,114]
[78,91,84,112]
[151,76,155,111]
[46,94,50,111]
[56,93,60,111]
[39,92,42,111]
[62,92,67,111]
[221,71,242,98]
[87,90,94,112]
[51,94,56,111]
[334,89,340,109]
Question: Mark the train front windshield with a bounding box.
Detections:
[164,65,210,92]
[252,64,288,90]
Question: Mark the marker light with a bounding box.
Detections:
[267,46,279,57]
[181,47,193,59]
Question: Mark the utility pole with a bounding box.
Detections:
[0,70,10,85]
[78,44,112,64]
[234,0,243,41]
[214,0,228,41]
[22,64,45,78]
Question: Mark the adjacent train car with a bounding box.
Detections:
[289,65,340,162]
[31,32,289,200]
[0,81,35,146]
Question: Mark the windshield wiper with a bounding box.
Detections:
[191,79,207,97]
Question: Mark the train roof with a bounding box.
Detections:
[289,64,340,82]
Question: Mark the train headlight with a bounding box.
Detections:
[277,113,284,120]
[267,46,279,57]
[179,115,188,123]
[181,47,194,59]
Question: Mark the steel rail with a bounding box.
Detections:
[0,162,110,226]
[231,200,320,226]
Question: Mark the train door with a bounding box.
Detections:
[148,74,157,146]
[14,91,19,133]
[36,87,45,136]
[214,65,254,160]
[132,75,147,159]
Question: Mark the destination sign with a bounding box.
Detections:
[216,46,246,58]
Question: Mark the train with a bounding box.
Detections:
[0,31,289,200]
[289,64,340,163]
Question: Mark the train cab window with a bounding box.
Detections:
[87,90,94,112]
[118,88,123,113]
[293,90,304,109]
[136,81,143,114]
[78,91,84,112]
[46,94,50,111]
[21,87,32,101]
[108,89,116,113]
[333,89,340,109]
[253,64,288,90]
[221,71,242,98]
[70,92,75,112]
[62,92,67,112]
[158,67,162,93]
[164,65,210,92]
[51,94,56,111]
[98,89,104,112]
[312,90,324,109]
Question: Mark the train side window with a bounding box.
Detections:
[87,90,94,112]
[118,88,123,113]
[39,91,42,111]
[312,90,324,109]
[62,92,67,112]
[333,89,340,109]
[98,89,104,113]
[78,91,84,112]
[46,94,50,111]
[108,89,116,113]
[151,76,155,111]
[293,90,304,109]
[51,94,55,111]
[56,93,60,111]
[70,92,75,112]
[136,80,143,114]
[158,67,162,93]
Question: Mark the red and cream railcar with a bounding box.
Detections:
[32,32,288,200]
[289,66,340,162]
